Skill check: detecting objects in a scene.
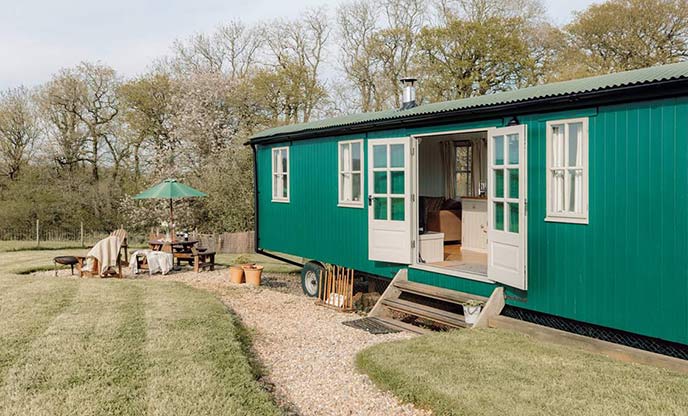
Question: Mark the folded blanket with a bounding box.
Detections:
[85,235,123,276]
[130,250,173,275]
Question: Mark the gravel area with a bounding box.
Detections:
[40,267,430,415]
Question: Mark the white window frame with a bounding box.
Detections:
[338,139,364,208]
[271,146,290,203]
[545,117,589,224]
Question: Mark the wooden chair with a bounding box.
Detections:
[76,230,128,278]
[191,247,215,273]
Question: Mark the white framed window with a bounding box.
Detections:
[545,118,589,224]
[271,146,289,202]
[338,139,364,207]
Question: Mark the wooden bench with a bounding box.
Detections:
[191,247,215,273]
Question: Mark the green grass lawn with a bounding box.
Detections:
[0,273,281,416]
[357,328,688,416]
[0,240,301,275]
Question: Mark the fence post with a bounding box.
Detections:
[36,219,40,247]
[80,222,84,247]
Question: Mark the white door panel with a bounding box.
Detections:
[368,138,412,264]
[487,125,527,289]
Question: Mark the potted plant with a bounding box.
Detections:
[229,255,253,284]
[242,264,264,287]
[229,265,245,284]
[462,299,485,325]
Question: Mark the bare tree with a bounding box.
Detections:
[170,21,263,78]
[264,8,330,122]
[75,62,121,180]
[0,87,39,180]
[337,1,384,112]
[40,72,90,171]
[337,0,426,111]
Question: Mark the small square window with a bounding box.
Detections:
[338,140,364,207]
[546,118,589,224]
[271,147,289,202]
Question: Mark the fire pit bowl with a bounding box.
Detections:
[53,256,79,276]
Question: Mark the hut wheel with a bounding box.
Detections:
[301,261,325,297]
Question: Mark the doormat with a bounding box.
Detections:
[342,317,401,335]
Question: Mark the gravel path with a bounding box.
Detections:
[144,269,431,416]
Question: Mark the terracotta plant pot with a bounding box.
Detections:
[229,266,245,284]
[243,265,264,287]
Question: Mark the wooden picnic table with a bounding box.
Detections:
[148,239,199,253]
[147,240,214,272]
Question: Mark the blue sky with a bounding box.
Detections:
[0,0,597,89]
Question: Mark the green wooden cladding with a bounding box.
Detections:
[256,97,688,345]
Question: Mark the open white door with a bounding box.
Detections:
[487,125,527,289]
[368,138,412,264]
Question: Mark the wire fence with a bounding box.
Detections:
[0,222,255,253]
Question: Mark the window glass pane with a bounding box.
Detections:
[390,144,404,167]
[340,144,349,172]
[566,170,582,212]
[352,143,361,171]
[374,171,387,194]
[391,171,404,194]
[552,125,564,168]
[495,169,504,198]
[373,145,387,168]
[374,197,387,220]
[341,173,351,201]
[456,173,470,197]
[273,150,278,173]
[391,198,405,221]
[568,123,582,167]
[281,151,288,173]
[282,175,288,198]
[352,173,361,201]
[552,169,565,212]
[494,202,504,231]
[508,134,519,164]
[494,135,504,165]
[509,203,519,233]
[508,169,519,199]
[273,175,279,198]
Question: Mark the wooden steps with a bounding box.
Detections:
[369,269,503,334]
[393,280,487,305]
[382,298,468,328]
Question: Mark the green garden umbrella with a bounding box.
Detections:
[133,179,207,238]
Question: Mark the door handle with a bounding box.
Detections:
[368,195,373,206]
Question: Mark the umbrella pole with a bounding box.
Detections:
[170,199,175,242]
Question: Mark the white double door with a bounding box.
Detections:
[366,127,527,291]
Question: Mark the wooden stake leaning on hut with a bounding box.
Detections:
[316,264,354,312]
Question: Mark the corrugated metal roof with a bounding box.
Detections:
[250,61,688,141]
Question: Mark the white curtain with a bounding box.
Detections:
[471,138,487,196]
[440,140,455,198]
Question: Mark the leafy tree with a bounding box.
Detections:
[118,72,175,180]
[416,16,535,101]
[566,0,688,74]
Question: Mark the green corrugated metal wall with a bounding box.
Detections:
[256,97,688,345]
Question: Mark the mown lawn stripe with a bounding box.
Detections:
[0,278,78,385]
[0,279,148,415]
